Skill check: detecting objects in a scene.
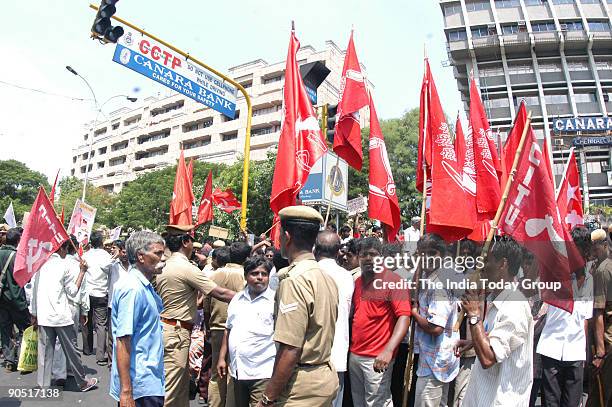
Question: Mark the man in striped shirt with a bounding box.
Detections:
[456,237,534,407]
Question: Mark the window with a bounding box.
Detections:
[562,21,584,31]
[587,161,601,173]
[94,127,107,136]
[567,60,589,71]
[222,132,238,141]
[112,123,120,130]
[532,22,556,32]
[495,0,520,8]
[580,0,599,4]
[502,24,520,34]
[544,93,569,104]
[184,137,211,149]
[465,1,490,11]
[124,115,141,126]
[448,29,468,41]
[138,130,170,144]
[525,0,546,4]
[83,134,88,141]
[71,169,75,176]
[574,93,597,103]
[480,65,505,77]
[252,126,281,136]
[109,156,126,166]
[80,166,86,174]
[97,161,105,169]
[514,95,540,106]
[538,62,562,72]
[471,26,492,38]
[82,152,89,160]
[72,156,77,163]
[183,118,213,132]
[552,0,574,4]
[253,105,281,116]
[135,147,168,160]
[508,63,534,74]
[98,147,107,155]
[588,21,612,31]
[151,101,184,117]
[595,60,612,70]
[486,97,510,108]
[444,3,462,16]
[263,75,283,85]
[111,141,128,151]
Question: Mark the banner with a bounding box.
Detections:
[67,200,97,245]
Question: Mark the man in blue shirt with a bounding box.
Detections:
[110,231,166,407]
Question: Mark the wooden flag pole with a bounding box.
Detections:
[453,110,533,331]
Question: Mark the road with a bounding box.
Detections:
[0,335,204,407]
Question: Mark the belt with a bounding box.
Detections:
[160,317,193,331]
[297,362,328,368]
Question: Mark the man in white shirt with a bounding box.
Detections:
[217,256,276,406]
[403,217,421,255]
[30,240,98,391]
[457,237,534,407]
[103,239,128,365]
[82,231,112,365]
[315,230,355,407]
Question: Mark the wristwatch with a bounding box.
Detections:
[261,394,275,406]
[468,314,481,326]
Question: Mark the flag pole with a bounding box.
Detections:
[453,110,533,331]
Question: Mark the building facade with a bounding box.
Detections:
[71,40,370,193]
[439,0,612,205]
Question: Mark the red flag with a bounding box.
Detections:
[416,61,433,193]
[501,102,527,188]
[368,97,401,241]
[269,214,281,249]
[213,188,241,213]
[186,158,195,203]
[542,136,554,183]
[421,61,474,241]
[333,31,369,170]
[60,205,65,225]
[196,170,213,227]
[49,169,60,205]
[469,78,501,216]
[270,29,328,214]
[498,119,582,312]
[13,187,69,287]
[556,148,584,230]
[454,116,478,236]
[169,150,193,225]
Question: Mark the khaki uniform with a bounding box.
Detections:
[156,252,217,407]
[274,252,340,406]
[206,263,246,407]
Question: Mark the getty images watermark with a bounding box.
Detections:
[368,253,563,293]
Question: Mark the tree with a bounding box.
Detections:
[56,177,116,229]
[0,160,50,223]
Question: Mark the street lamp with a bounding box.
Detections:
[66,66,137,201]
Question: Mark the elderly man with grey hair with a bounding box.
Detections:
[109,231,166,407]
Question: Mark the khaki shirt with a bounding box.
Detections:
[593,257,612,351]
[273,252,339,365]
[157,252,217,323]
[208,263,245,330]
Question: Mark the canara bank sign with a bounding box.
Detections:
[553,116,612,133]
[112,28,238,118]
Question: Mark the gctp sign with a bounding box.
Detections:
[113,28,238,118]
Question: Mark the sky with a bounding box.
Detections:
[0,0,461,183]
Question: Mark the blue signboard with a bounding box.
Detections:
[553,116,612,133]
[572,136,612,147]
[113,28,237,118]
[299,172,323,201]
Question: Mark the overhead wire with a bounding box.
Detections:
[0,79,92,102]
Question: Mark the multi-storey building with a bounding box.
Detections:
[71,40,370,193]
[439,0,612,205]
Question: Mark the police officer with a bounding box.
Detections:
[156,225,236,407]
[257,206,339,407]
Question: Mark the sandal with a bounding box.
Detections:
[80,377,98,392]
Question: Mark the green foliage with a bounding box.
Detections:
[56,177,116,229]
[0,160,50,222]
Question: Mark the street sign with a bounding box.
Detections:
[300,152,348,211]
[113,28,238,118]
[347,196,368,216]
[572,136,612,147]
[553,116,612,133]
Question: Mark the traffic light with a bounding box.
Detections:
[91,0,124,43]
[325,104,338,144]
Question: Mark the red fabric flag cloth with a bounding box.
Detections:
[60,205,65,225]
[169,150,193,225]
[186,158,195,204]
[270,30,328,214]
[269,214,282,249]
[501,102,528,188]
[49,169,60,205]
[196,170,214,227]
[469,78,501,216]
[333,31,370,170]
[213,188,241,213]
[421,61,474,241]
[498,120,583,313]
[454,117,478,237]
[368,97,401,242]
[13,187,69,287]
[542,135,554,183]
[416,61,433,193]
[556,148,584,230]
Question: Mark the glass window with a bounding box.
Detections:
[580,0,599,3]
[448,29,468,41]
[514,95,540,106]
[552,0,574,4]
[595,60,612,70]
[471,26,492,38]
[567,60,589,71]
[495,0,520,7]
[538,62,562,72]
[466,1,490,11]
[544,93,569,104]
[589,21,612,31]
[562,21,584,31]
[525,0,546,5]
[486,97,510,108]
[532,22,557,32]
[480,65,505,77]
[574,93,597,103]
[502,24,520,34]
[444,3,462,16]
[508,63,534,74]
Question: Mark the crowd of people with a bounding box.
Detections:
[0,210,610,407]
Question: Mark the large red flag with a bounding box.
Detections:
[49,169,60,205]
[469,78,501,215]
[13,187,69,287]
[270,29,328,214]
[269,214,281,249]
[368,97,401,241]
[556,148,584,230]
[333,31,369,170]
[542,135,554,183]
[169,150,193,225]
[421,61,474,241]
[498,119,583,313]
[501,102,527,188]
[455,116,478,235]
[213,188,241,213]
[196,170,213,227]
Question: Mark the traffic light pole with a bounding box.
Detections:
[89,4,253,231]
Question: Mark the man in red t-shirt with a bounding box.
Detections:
[349,237,411,406]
